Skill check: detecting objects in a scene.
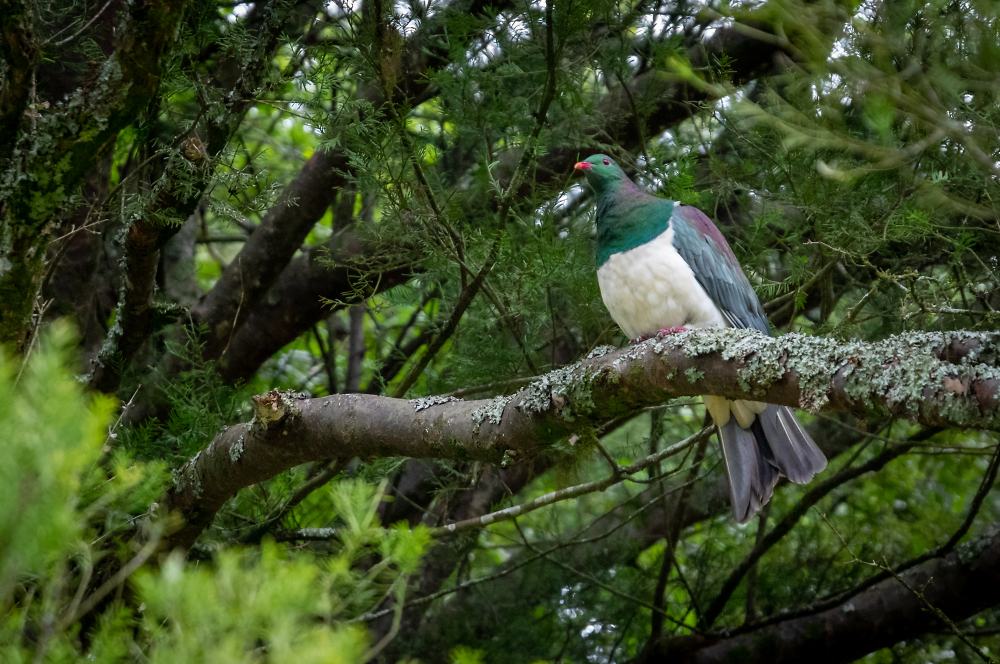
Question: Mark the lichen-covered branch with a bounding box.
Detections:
[181,0,843,375]
[0,0,191,347]
[406,415,872,651]
[88,215,188,393]
[644,523,1000,664]
[158,328,1000,550]
[89,0,291,393]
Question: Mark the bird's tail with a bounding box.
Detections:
[718,404,827,523]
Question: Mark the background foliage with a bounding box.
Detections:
[4,0,1000,660]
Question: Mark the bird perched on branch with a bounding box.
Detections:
[574,153,827,523]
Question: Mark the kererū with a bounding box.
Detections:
[574,153,827,523]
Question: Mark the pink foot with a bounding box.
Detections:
[656,326,687,336]
[630,327,687,344]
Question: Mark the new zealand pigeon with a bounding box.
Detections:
[574,153,827,523]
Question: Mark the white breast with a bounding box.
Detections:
[596,227,726,339]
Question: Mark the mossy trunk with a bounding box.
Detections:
[0,228,47,350]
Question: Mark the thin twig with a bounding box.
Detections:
[238,459,344,543]
[58,523,163,628]
[649,433,709,639]
[823,512,998,664]
[389,0,561,397]
[743,501,771,625]
[363,576,409,662]
[879,557,997,664]
[44,0,115,46]
[763,259,840,312]
[102,384,142,453]
[698,430,938,630]
[722,431,968,638]
[222,256,244,359]
[512,518,701,633]
[355,469,709,623]
[428,429,709,538]
[13,298,53,388]
[443,374,544,398]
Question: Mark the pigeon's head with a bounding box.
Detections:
[574,154,628,194]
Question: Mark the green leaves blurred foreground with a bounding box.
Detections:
[0,322,430,663]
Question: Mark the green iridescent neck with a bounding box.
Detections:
[595,191,674,268]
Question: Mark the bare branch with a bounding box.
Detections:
[216,231,413,385]
[238,458,345,544]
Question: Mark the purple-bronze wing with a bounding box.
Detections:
[670,206,771,335]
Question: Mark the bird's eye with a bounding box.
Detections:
[602,158,610,166]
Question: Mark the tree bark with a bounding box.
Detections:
[642,525,1000,664]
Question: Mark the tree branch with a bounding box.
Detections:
[697,427,940,630]
[216,230,413,385]
[188,0,515,363]
[389,0,561,398]
[157,328,1000,551]
[237,458,345,544]
[89,0,292,393]
[427,429,710,538]
[189,147,353,361]
[649,434,710,639]
[738,436,1000,633]
[169,0,847,381]
[645,523,1000,664]
[0,0,192,347]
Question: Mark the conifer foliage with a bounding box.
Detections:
[3,0,1000,660]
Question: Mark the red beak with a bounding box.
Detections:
[574,161,592,171]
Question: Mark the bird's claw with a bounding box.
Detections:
[630,327,687,344]
[656,327,687,336]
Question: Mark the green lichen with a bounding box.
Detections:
[173,451,203,498]
[611,341,653,369]
[250,389,303,431]
[411,395,464,412]
[472,395,513,433]
[587,345,617,359]
[956,524,999,567]
[516,362,599,422]
[500,448,517,467]
[685,367,705,383]
[230,435,244,463]
[291,527,337,539]
[652,328,1000,427]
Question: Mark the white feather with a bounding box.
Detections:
[596,226,726,339]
